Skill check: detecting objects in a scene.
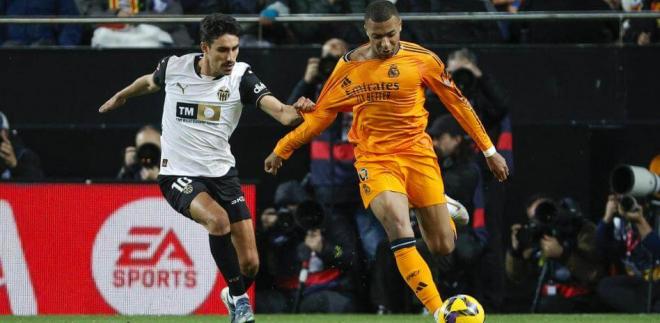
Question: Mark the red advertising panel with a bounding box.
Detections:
[0,183,255,315]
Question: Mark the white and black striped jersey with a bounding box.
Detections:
[152,53,271,177]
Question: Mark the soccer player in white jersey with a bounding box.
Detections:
[99,13,312,323]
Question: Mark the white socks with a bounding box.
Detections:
[433,308,441,322]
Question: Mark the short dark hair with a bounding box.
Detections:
[364,0,399,23]
[199,13,241,44]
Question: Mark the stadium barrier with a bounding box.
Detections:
[1,11,659,44]
[1,12,660,24]
[0,183,255,315]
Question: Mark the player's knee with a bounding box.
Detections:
[381,205,409,234]
[240,254,259,277]
[428,236,455,256]
[390,216,411,236]
[205,213,231,235]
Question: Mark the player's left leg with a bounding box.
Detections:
[230,219,259,288]
[355,155,444,318]
[400,153,457,322]
[400,152,457,256]
[415,205,457,322]
[221,219,257,323]
[207,169,257,323]
[416,204,456,256]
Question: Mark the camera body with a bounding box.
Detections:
[451,67,478,95]
[273,200,325,233]
[516,199,582,255]
[316,54,341,83]
[136,143,161,168]
[273,206,296,233]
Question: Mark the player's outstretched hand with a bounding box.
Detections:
[99,95,126,113]
[486,152,509,182]
[264,151,283,175]
[293,96,316,113]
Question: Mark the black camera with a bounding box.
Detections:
[516,199,581,253]
[273,200,325,233]
[294,200,325,231]
[451,67,478,95]
[136,143,161,168]
[317,55,340,82]
[273,207,296,232]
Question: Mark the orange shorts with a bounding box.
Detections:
[354,151,446,209]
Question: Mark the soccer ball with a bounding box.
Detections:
[437,294,485,323]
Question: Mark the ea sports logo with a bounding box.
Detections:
[92,197,217,314]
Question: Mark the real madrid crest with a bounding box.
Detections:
[217,86,230,102]
[358,168,369,181]
[388,64,399,78]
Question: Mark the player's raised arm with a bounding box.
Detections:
[98,74,160,113]
[257,95,315,126]
[264,106,338,175]
[264,57,353,175]
[99,56,168,113]
[420,52,509,182]
[240,67,315,126]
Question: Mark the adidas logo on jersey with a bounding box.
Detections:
[253,82,267,94]
[341,76,352,88]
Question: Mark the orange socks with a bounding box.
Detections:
[392,238,443,313]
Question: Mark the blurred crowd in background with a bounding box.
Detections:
[0,0,659,47]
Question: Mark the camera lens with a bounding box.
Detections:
[534,200,558,223]
[136,143,161,168]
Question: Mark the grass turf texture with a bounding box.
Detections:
[1,314,658,323]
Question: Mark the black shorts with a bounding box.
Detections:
[158,168,251,223]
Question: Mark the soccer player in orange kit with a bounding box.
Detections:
[264,1,509,321]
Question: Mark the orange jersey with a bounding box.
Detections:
[274,41,493,159]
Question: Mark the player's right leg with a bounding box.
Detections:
[189,193,253,323]
[206,169,258,323]
[158,176,253,323]
[190,194,255,323]
[368,191,444,318]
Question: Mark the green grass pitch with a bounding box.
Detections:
[1,314,658,323]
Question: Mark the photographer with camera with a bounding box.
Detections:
[256,180,356,313]
[0,111,44,180]
[117,124,161,181]
[506,195,603,313]
[288,38,348,103]
[433,47,513,311]
[596,159,660,312]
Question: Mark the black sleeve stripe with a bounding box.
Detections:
[255,92,273,108]
[152,56,170,88]
[239,68,271,106]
